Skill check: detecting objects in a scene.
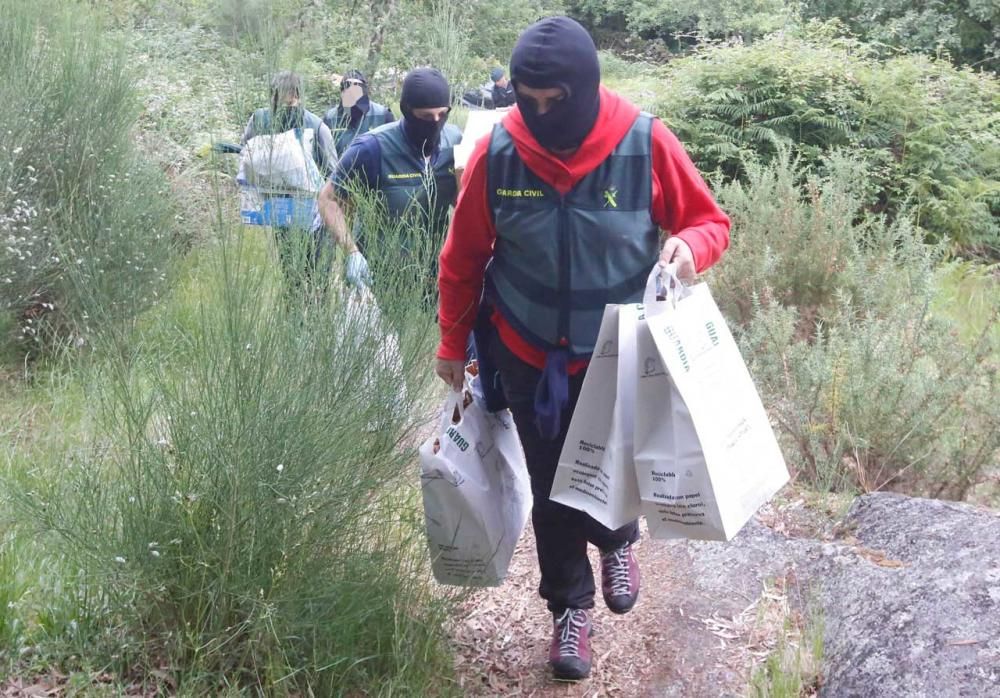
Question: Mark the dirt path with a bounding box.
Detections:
[447,493,837,697]
[448,524,756,696]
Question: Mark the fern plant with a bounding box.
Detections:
[655,29,1000,255]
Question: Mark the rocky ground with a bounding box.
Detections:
[448,490,1000,697]
[4,489,996,697]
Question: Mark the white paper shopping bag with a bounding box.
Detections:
[420,375,531,586]
[549,304,642,530]
[634,298,726,537]
[635,264,789,541]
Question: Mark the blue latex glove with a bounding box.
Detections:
[345,250,372,288]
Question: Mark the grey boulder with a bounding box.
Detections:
[818,493,1000,698]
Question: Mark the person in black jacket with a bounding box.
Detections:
[490,67,516,108]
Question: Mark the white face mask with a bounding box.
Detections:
[341,84,364,108]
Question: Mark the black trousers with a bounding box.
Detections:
[492,340,639,614]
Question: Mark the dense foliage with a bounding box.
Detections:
[710,151,1000,497]
[801,0,1000,70]
[172,0,565,101]
[652,30,1000,254]
[569,0,796,48]
[568,0,999,69]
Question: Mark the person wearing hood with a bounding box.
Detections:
[490,66,516,108]
[322,70,394,155]
[435,17,731,682]
[242,70,338,296]
[242,70,338,179]
[316,67,461,294]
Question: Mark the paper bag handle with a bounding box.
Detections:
[643,262,690,314]
[439,389,467,433]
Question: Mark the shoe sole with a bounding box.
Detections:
[552,668,591,682]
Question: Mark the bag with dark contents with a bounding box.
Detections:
[419,372,530,586]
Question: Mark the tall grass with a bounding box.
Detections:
[2,0,460,690]
[0,372,112,671]
[750,599,824,698]
[7,208,455,692]
[0,0,179,360]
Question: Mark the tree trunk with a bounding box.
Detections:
[364,0,398,80]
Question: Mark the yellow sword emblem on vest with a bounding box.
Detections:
[603,186,618,208]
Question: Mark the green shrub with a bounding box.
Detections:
[655,31,861,174]
[9,217,456,692]
[0,0,179,359]
[655,29,1000,254]
[567,0,796,53]
[710,151,1000,498]
[212,0,288,43]
[800,0,1000,71]
[372,0,565,93]
[608,0,796,42]
[856,53,1000,254]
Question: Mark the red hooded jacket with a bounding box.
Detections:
[437,87,731,370]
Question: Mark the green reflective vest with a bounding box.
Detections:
[485,113,660,357]
[323,102,392,155]
[354,121,461,253]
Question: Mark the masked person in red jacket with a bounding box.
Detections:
[435,17,731,681]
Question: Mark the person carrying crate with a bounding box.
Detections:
[240,70,338,298]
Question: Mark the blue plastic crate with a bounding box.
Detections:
[240,190,318,228]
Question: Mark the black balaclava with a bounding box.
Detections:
[399,68,451,155]
[510,16,601,152]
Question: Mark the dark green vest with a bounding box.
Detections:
[323,102,392,155]
[485,113,660,358]
[363,121,461,244]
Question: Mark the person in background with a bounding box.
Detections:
[323,69,394,155]
[316,67,461,298]
[490,66,515,108]
[242,70,338,297]
[435,17,731,682]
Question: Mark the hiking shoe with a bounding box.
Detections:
[600,542,640,614]
[549,608,592,681]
